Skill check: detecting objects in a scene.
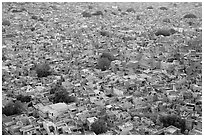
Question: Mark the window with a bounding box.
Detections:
[58,128,63,134]
[49,126,55,133]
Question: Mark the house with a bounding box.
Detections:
[84,131,96,135]
[165,125,181,135]
[86,117,98,129]
[185,116,194,130]
[113,88,124,96]
[56,123,69,135]
[193,120,202,131]
[8,124,21,135]
[188,127,202,135]
[42,121,57,135]
[101,130,114,135]
[126,60,139,69]
[117,111,131,121]
[117,122,133,134]
[34,103,70,121]
[19,125,37,135]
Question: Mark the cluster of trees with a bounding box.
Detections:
[50,84,77,104]
[2,101,24,116]
[159,114,186,133]
[91,120,107,135]
[53,89,77,104]
[2,94,32,116]
[16,94,31,102]
[48,76,77,104]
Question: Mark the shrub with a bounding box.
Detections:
[97,57,111,71]
[91,120,107,135]
[183,13,197,18]
[82,11,92,17]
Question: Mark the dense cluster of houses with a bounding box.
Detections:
[2,44,202,135]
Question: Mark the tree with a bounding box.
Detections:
[91,120,107,135]
[159,114,187,133]
[53,88,77,104]
[16,94,31,102]
[100,52,116,61]
[2,101,24,116]
[31,62,52,78]
[97,57,111,71]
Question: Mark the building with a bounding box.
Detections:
[117,122,133,134]
[165,125,181,135]
[86,117,98,129]
[33,103,70,121]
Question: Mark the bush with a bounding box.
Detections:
[33,63,52,78]
[82,11,92,17]
[111,12,117,15]
[2,101,24,116]
[2,20,11,26]
[121,12,128,15]
[159,7,168,10]
[91,120,107,135]
[97,57,111,71]
[147,6,154,9]
[155,29,171,36]
[31,15,38,20]
[16,94,31,103]
[169,28,177,35]
[183,13,197,18]
[126,8,135,13]
[88,5,93,9]
[100,31,110,37]
[163,18,171,23]
[92,11,103,16]
[100,52,115,61]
